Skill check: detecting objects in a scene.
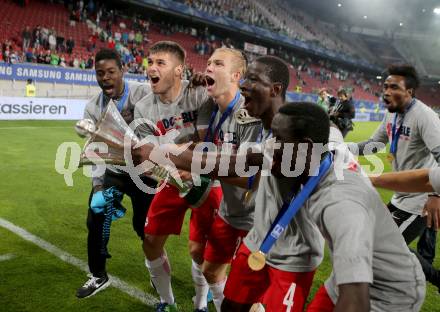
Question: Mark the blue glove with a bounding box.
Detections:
[90,190,106,214]
[102,187,126,221]
[112,206,126,221]
[99,187,125,257]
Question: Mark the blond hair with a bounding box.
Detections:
[213,48,247,77]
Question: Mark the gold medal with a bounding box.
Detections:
[387,153,394,163]
[248,250,266,271]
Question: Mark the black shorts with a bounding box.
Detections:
[387,202,427,245]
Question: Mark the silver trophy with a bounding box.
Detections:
[75,101,212,208]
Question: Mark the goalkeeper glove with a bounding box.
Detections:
[90,190,106,214]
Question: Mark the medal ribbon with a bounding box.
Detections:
[204,91,241,143]
[247,128,271,190]
[258,153,333,255]
[390,98,415,155]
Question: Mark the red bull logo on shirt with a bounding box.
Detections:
[386,122,411,141]
[155,110,198,135]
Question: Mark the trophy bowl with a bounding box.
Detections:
[76,101,212,208]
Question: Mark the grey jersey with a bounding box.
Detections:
[329,125,364,178]
[358,99,440,215]
[134,81,210,143]
[429,167,440,193]
[329,126,344,144]
[83,81,152,186]
[205,96,262,230]
[244,175,324,272]
[309,166,425,311]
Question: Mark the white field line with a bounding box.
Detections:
[0,217,158,306]
[0,253,15,262]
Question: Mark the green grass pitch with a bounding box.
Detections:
[0,120,438,311]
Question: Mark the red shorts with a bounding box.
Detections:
[306,286,334,312]
[144,184,222,243]
[203,216,248,264]
[224,244,315,312]
[189,186,222,243]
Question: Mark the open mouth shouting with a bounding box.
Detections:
[205,75,216,92]
[383,96,391,107]
[102,84,115,96]
[149,74,160,87]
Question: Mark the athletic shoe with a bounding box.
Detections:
[194,308,208,312]
[76,273,110,298]
[155,302,178,312]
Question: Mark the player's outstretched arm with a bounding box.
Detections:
[334,283,370,312]
[132,142,264,178]
[370,169,440,230]
[370,169,432,193]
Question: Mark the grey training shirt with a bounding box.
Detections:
[244,174,325,272]
[202,96,262,231]
[133,80,210,143]
[357,99,440,215]
[309,166,425,311]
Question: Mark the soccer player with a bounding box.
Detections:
[76,48,156,298]
[195,48,262,311]
[133,41,222,312]
[355,64,440,287]
[133,56,323,312]
[257,102,425,312]
[132,99,427,311]
[221,61,323,312]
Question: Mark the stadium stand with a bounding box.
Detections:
[0,0,439,107]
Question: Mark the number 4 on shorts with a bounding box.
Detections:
[283,283,296,312]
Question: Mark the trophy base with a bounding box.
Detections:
[79,156,126,167]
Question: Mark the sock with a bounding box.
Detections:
[145,252,174,304]
[209,278,226,312]
[251,303,266,312]
[192,260,209,309]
